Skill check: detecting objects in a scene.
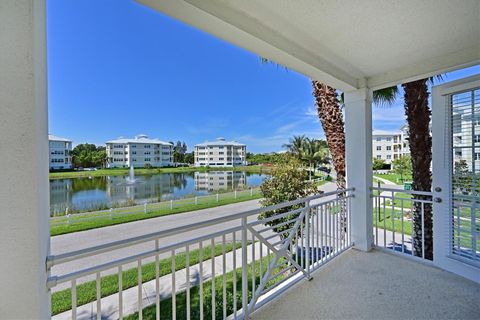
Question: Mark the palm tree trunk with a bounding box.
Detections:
[312,81,346,190]
[403,79,433,260]
[312,81,347,239]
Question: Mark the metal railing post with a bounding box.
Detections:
[305,201,311,279]
[241,217,249,319]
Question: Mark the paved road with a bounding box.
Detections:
[50,182,338,291]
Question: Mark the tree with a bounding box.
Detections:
[391,155,412,182]
[403,79,434,259]
[173,141,188,164]
[184,152,194,165]
[453,160,470,194]
[71,144,106,168]
[373,158,386,171]
[282,135,307,156]
[300,138,328,179]
[259,157,318,237]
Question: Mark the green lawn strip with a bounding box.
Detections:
[51,242,250,315]
[383,192,413,207]
[373,209,413,235]
[373,173,412,185]
[125,254,286,320]
[49,165,270,180]
[51,191,263,236]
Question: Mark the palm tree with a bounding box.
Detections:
[402,78,433,260]
[282,135,307,156]
[300,138,328,180]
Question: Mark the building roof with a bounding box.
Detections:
[372,130,401,136]
[195,137,245,147]
[106,134,172,145]
[48,134,72,142]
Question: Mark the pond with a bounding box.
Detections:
[50,171,268,215]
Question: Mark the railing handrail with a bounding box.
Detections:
[370,186,433,197]
[47,188,353,268]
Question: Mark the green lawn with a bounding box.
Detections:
[374,173,412,185]
[125,254,286,320]
[49,165,270,180]
[51,190,263,236]
[51,242,247,315]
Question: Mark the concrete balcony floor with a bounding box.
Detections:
[254,249,480,320]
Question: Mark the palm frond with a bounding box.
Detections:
[373,86,399,107]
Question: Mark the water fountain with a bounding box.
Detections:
[125,165,137,184]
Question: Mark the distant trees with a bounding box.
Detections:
[172,141,188,164]
[283,135,329,179]
[184,152,194,164]
[373,158,387,170]
[391,155,412,182]
[246,152,286,164]
[71,144,106,168]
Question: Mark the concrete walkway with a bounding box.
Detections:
[53,242,270,320]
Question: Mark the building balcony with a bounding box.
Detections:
[44,188,480,319]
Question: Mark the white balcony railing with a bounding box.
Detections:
[47,189,353,319]
[371,186,433,260]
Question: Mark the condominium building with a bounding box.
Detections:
[48,135,73,170]
[372,125,410,164]
[106,134,173,168]
[194,138,247,167]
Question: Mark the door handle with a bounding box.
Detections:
[434,187,442,192]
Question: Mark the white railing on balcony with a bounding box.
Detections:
[46,188,353,320]
[371,186,433,260]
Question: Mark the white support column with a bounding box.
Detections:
[0,1,50,318]
[344,88,373,251]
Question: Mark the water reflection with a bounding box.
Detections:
[194,171,246,191]
[49,171,267,215]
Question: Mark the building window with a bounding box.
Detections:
[475,153,480,161]
[376,155,381,159]
[475,135,480,143]
[386,137,392,142]
[376,137,381,142]
[386,146,391,151]
[386,155,391,159]
[376,146,381,151]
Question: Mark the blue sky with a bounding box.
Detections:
[47,0,480,153]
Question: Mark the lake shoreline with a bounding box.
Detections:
[49,165,270,180]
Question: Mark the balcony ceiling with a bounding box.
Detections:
[138,0,479,91]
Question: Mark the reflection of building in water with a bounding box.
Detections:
[106,174,176,202]
[49,179,72,213]
[194,171,246,191]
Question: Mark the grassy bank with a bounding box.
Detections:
[51,190,263,236]
[125,254,281,320]
[51,242,246,315]
[374,173,412,185]
[49,165,270,180]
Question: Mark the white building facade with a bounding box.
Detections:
[372,125,410,164]
[194,138,246,167]
[48,135,72,170]
[106,134,173,168]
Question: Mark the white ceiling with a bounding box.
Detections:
[139,0,480,91]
